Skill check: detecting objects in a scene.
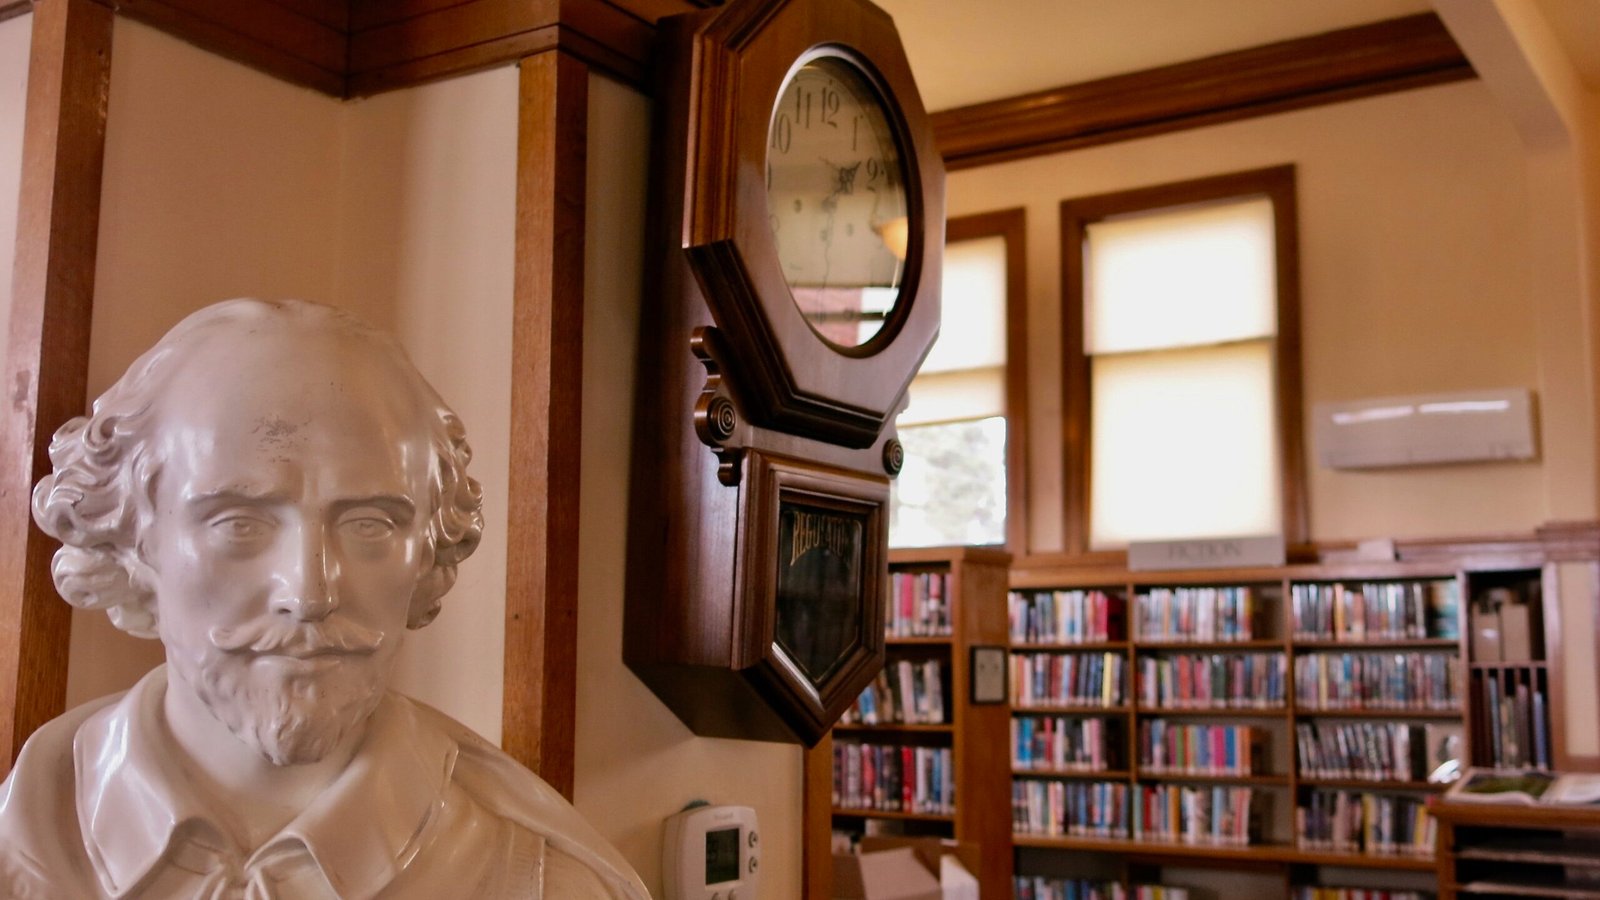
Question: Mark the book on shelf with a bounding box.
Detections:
[1132,889,1190,900]
[1133,784,1259,846]
[1012,778,1128,838]
[1014,877,1127,900]
[1292,883,1433,890]
[1293,651,1460,711]
[1480,675,1551,769]
[1140,720,1263,776]
[1136,586,1260,643]
[833,741,955,815]
[1445,768,1600,806]
[1295,789,1435,857]
[887,571,951,638]
[1010,589,1126,644]
[1136,652,1286,710]
[1013,715,1121,772]
[1011,651,1127,709]
[1290,580,1459,641]
[840,659,947,726]
[1296,720,1429,782]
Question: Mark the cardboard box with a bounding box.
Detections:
[833,846,942,900]
[858,837,981,884]
[1499,602,1533,661]
[1471,605,1502,662]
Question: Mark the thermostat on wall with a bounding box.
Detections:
[662,804,759,900]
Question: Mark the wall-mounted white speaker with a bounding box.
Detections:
[1313,388,1536,470]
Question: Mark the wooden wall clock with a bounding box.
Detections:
[625,0,944,745]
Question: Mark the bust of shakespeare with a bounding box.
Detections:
[0,299,649,900]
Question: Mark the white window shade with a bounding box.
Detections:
[921,236,1006,374]
[900,368,1004,427]
[1089,340,1281,547]
[1086,197,1276,354]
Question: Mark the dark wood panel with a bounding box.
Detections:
[933,13,1474,170]
[110,0,345,95]
[0,1,30,23]
[0,0,112,771]
[502,50,588,799]
[350,0,701,35]
[802,733,834,900]
[347,0,656,92]
[268,0,347,33]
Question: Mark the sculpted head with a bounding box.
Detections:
[31,299,484,765]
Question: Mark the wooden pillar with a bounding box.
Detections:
[504,48,588,799]
[0,0,112,772]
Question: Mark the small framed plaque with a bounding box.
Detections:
[970,645,1007,705]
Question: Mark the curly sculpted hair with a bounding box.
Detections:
[30,299,484,638]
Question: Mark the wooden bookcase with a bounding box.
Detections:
[805,546,1012,900]
[1005,554,1570,899]
[1433,799,1600,899]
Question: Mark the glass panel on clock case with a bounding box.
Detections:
[774,500,867,688]
[766,55,909,349]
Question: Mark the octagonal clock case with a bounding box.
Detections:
[623,0,945,745]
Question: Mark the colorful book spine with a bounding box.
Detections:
[1132,784,1257,846]
[1013,715,1117,772]
[1139,720,1261,775]
[1295,721,1427,782]
[1291,890,1430,900]
[1290,580,1458,641]
[1014,878,1128,900]
[1012,778,1129,838]
[832,742,953,815]
[1136,652,1287,709]
[839,659,947,725]
[1009,589,1126,644]
[1135,587,1257,642]
[1294,652,1460,711]
[1011,651,1127,708]
[1294,790,1435,857]
[886,571,952,637]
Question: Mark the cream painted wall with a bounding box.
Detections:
[338,67,518,745]
[71,22,518,750]
[950,80,1564,551]
[71,19,347,706]
[0,13,32,403]
[574,73,804,898]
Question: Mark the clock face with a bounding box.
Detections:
[766,55,909,349]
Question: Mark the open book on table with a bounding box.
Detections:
[1446,768,1600,806]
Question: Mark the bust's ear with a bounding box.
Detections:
[407,568,454,629]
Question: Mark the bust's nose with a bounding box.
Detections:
[270,522,339,621]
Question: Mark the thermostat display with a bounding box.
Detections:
[663,805,759,900]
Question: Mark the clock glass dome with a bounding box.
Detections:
[766,54,909,349]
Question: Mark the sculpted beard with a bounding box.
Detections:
[169,616,389,766]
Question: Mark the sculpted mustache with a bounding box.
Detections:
[209,616,385,657]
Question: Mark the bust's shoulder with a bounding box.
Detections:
[0,691,126,900]
[392,694,650,900]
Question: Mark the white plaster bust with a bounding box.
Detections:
[0,299,649,900]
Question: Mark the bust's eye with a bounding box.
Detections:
[340,513,396,540]
[211,515,271,541]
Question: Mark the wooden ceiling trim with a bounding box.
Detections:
[105,0,346,95]
[0,1,30,23]
[932,13,1475,171]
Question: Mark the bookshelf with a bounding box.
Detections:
[1433,797,1600,900]
[1465,568,1553,771]
[1003,557,1553,899]
[805,546,1012,900]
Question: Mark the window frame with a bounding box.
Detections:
[893,208,1030,553]
[1059,165,1306,555]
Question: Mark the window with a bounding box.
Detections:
[890,210,1027,550]
[1061,167,1305,552]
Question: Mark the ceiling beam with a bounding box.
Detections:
[932,13,1476,170]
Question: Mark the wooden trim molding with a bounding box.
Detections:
[945,209,1030,556]
[0,1,30,23]
[0,0,112,771]
[502,49,588,799]
[1059,165,1306,556]
[932,13,1474,171]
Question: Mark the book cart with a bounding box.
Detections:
[804,547,1013,900]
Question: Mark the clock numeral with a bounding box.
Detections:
[795,89,812,128]
[820,88,840,128]
[866,157,882,184]
[771,114,792,154]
